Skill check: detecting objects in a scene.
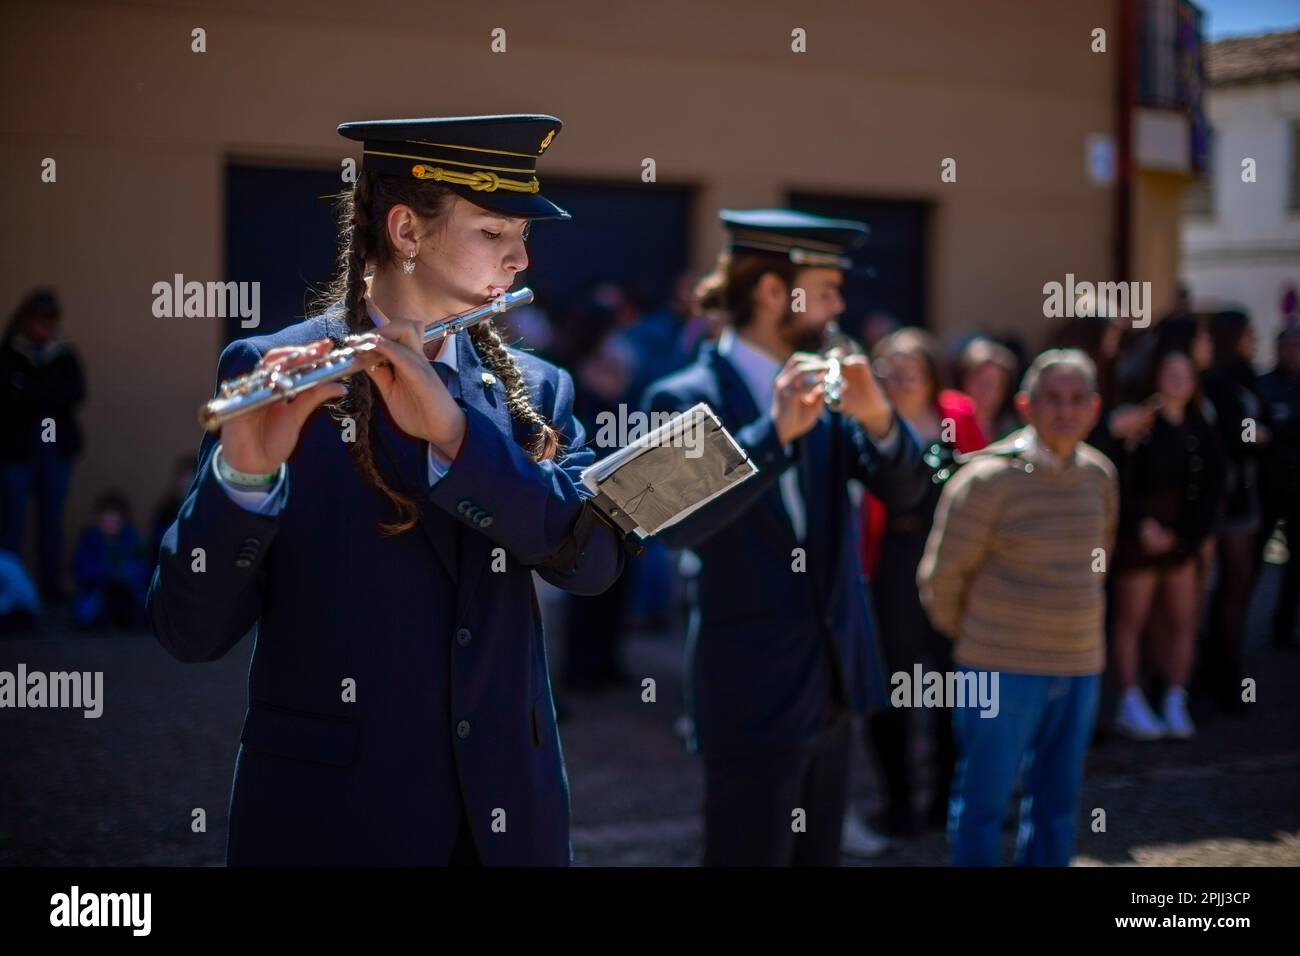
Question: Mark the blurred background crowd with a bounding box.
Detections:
[2,0,1298,863]
[3,270,1297,844]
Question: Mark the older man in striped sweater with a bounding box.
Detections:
[918,349,1119,866]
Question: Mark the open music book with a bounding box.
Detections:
[580,403,758,540]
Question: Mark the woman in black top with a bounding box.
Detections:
[1201,311,1264,710]
[1112,349,1225,740]
[1257,325,1300,648]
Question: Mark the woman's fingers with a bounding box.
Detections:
[368,335,436,385]
[261,341,331,372]
[373,318,426,355]
[259,346,299,364]
[363,334,451,420]
[363,360,394,394]
[286,381,347,427]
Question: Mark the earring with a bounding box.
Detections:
[402,255,415,275]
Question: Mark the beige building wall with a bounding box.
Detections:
[2,0,1117,562]
[1134,169,1193,323]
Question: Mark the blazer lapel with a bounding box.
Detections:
[706,346,799,551]
[451,331,514,621]
[319,301,461,582]
[370,404,462,583]
[433,337,462,400]
[799,413,834,597]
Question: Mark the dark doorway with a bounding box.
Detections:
[223,162,344,348]
[787,191,929,338]
[523,178,695,322]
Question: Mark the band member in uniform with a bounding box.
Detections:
[642,210,929,865]
[149,115,625,866]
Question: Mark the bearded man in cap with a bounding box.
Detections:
[643,210,930,866]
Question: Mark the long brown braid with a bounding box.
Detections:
[322,170,561,536]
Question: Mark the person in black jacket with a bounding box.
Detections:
[0,288,86,604]
[1257,324,1300,648]
[1111,349,1225,740]
[1201,311,1265,711]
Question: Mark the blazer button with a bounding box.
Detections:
[456,627,472,646]
[478,516,493,529]
[456,720,471,739]
[241,537,260,550]
[235,557,253,569]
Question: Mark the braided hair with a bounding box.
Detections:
[322,171,561,535]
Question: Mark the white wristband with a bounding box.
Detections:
[215,444,283,490]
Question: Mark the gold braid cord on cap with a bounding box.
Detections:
[410,164,541,193]
[360,148,541,193]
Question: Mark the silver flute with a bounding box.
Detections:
[199,287,535,431]
[819,320,860,412]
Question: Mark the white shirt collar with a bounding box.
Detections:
[363,292,457,370]
[1018,425,1079,471]
[718,326,783,410]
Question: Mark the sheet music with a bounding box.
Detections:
[580,403,757,537]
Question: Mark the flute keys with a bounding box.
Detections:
[823,357,845,409]
[198,287,534,432]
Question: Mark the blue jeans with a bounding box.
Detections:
[948,668,1100,866]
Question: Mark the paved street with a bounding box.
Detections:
[563,628,1300,867]
[1,562,1295,867]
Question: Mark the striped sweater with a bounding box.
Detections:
[916,426,1119,676]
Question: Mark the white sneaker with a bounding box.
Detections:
[1114,687,1167,740]
[841,812,891,858]
[1162,687,1196,740]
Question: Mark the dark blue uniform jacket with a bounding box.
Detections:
[149,303,623,865]
[644,343,928,757]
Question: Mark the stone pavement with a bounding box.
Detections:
[562,630,1300,866]
[1,563,1295,867]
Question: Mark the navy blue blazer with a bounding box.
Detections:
[643,342,929,758]
[148,302,624,866]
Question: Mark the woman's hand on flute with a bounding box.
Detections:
[221,343,348,474]
[364,318,467,457]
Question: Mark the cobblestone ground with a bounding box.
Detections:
[1,564,1295,867]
